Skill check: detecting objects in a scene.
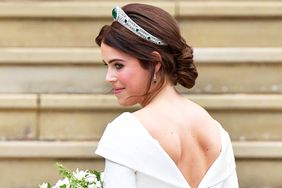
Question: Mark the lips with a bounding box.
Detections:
[113,88,125,95]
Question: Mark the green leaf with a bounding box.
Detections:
[56,162,72,179]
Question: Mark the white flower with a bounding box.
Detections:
[95,181,102,188]
[73,169,87,181]
[38,163,103,188]
[100,172,104,182]
[53,178,70,188]
[86,174,98,184]
[38,183,49,188]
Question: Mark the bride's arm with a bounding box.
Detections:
[104,159,136,188]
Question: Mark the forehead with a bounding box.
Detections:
[100,42,137,63]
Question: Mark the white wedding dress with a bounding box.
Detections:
[96,112,239,188]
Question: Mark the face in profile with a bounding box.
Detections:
[101,42,152,106]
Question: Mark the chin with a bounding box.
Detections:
[117,98,139,107]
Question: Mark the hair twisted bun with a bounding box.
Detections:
[174,42,198,89]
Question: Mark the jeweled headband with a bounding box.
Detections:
[112,6,167,46]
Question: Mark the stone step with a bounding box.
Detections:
[1,140,282,159]
[1,1,282,18]
[0,47,281,93]
[2,0,280,1]
[0,141,282,187]
[0,1,282,47]
[0,141,98,159]
[0,94,282,141]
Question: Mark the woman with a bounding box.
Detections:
[95,3,238,188]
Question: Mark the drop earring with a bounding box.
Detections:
[153,73,157,83]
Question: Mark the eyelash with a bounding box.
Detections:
[114,63,124,70]
[103,62,124,70]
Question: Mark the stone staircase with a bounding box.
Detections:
[0,1,282,187]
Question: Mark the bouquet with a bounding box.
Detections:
[39,162,104,188]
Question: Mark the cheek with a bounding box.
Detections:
[119,69,151,92]
[117,72,133,85]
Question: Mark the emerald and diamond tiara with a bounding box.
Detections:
[112,6,167,46]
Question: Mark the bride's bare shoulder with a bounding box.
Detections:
[188,105,222,159]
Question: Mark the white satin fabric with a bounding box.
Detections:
[96,112,239,188]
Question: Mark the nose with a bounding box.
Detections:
[105,68,117,83]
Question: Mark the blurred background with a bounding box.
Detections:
[0,0,282,187]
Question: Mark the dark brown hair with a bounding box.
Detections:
[96,3,198,98]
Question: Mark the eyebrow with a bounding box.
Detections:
[103,58,125,64]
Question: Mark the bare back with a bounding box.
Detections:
[133,98,221,188]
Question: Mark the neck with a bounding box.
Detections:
[140,83,182,108]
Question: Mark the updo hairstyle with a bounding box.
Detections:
[96,3,198,92]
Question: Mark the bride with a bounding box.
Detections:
[95,3,239,188]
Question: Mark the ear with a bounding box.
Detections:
[152,51,162,73]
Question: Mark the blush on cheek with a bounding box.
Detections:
[118,74,132,84]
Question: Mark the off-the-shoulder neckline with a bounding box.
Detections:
[123,111,224,188]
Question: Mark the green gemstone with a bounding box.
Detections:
[124,19,128,23]
[112,8,117,19]
[147,36,151,40]
[136,28,139,32]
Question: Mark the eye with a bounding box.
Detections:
[114,63,124,70]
